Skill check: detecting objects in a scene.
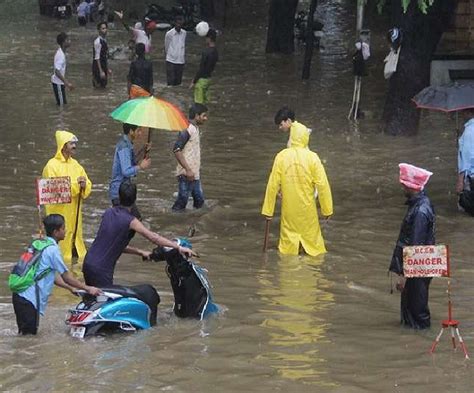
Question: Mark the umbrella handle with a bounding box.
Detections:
[145,127,152,158]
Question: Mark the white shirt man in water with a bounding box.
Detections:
[51,32,73,106]
[165,15,186,86]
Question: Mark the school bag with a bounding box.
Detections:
[8,238,54,293]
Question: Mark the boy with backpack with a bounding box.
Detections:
[10,214,101,335]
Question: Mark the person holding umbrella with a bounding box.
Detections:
[109,123,150,225]
[42,131,92,266]
[457,109,474,215]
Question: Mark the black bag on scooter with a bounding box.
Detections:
[151,246,216,319]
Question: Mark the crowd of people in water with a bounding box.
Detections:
[10,3,474,338]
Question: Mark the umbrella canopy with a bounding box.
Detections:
[412,82,474,113]
[110,96,189,130]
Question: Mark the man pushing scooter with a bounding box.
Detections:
[82,181,195,287]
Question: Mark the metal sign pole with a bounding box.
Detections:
[429,246,469,359]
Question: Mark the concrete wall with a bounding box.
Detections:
[431,59,474,85]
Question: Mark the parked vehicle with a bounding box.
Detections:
[145,1,199,31]
[39,0,72,18]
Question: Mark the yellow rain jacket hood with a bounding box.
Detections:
[261,133,333,256]
[42,130,92,264]
[288,121,309,148]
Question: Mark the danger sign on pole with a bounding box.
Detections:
[404,244,470,359]
[36,176,72,206]
[35,177,72,236]
[402,245,449,278]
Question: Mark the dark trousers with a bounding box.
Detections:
[166,61,184,86]
[401,277,432,329]
[52,83,67,106]
[92,62,108,88]
[12,293,38,335]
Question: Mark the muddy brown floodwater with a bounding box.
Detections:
[0,1,472,391]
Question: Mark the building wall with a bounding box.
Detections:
[439,0,474,52]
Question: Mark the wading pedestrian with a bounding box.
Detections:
[92,21,111,88]
[165,14,186,86]
[190,29,218,104]
[389,163,435,329]
[51,32,73,106]
[172,103,208,211]
[261,128,333,256]
[42,131,92,265]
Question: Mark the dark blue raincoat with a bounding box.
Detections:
[390,191,436,329]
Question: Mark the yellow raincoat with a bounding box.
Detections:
[261,130,333,256]
[42,131,92,264]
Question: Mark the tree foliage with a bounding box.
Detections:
[377,0,435,14]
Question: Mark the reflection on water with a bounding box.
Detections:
[257,255,334,386]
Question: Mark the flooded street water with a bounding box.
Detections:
[0,1,473,391]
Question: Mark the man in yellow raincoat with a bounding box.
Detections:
[42,130,92,265]
[261,127,333,256]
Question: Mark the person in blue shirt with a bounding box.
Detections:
[109,123,151,225]
[12,214,101,335]
[457,110,474,215]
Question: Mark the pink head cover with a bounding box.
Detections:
[399,163,433,191]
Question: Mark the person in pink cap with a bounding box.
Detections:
[389,163,435,329]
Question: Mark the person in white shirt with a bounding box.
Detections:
[165,15,186,86]
[115,10,157,54]
[51,32,73,106]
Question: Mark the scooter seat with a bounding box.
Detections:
[100,285,140,299]
[100,284,160,326]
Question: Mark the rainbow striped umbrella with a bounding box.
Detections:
[110,96,188,131]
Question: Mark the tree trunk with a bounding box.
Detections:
[200,0,215,19]
[199,0,228,28]
[266,0,299,54]
[382,0,458,135]
[302,0,318,79]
